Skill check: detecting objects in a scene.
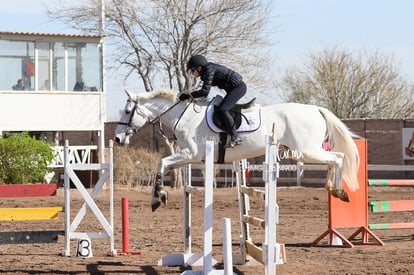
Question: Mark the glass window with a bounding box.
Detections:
[0,37,102,92]
[53,42,65,91]
[0,40,35,90]
[68,42,102,92]
[38,42,51,91]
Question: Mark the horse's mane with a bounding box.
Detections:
[137,89,177,101]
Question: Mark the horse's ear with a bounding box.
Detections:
[125,89,135,100]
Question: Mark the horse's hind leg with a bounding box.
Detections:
[325,158,349,202]
[301,149,349,202]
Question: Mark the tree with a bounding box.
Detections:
[46,0,273,93]
[46,0,274,187]
[0,133,53,184]
[280,47,414,119]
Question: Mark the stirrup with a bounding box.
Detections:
[226,136,242,148]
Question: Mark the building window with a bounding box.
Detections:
[53,42,66,91]
[68,42,102,92]
[0,38,102,92]
[0,40,35,90]
[38,42,52,90]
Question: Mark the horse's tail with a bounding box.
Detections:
[318,107,360,191]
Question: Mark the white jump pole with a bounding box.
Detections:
[264,135,278,275]
[222,218,233,275]
[158,163,212,267]
[203,140,214,272]
[181,141,235,275]
[236,135,285,274]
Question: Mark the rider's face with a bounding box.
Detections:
[191,66,201,78]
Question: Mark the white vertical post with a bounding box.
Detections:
[108,140,115,254]
[264,136,277,275]
[98,0,106,169]
[184,164,192,255]
[63,140,70,256]
[222,218,233,275]
[203,140,214,273]
[236,159,249,263]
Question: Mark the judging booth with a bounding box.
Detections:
[0,31,106,161]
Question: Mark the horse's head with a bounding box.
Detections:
[114,89,179,145]
[114,90,149,145]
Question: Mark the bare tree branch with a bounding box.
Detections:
[46,0,274,93]
[281,47,414,119]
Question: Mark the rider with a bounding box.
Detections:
[180,54,247,147]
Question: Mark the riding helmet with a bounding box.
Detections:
[187,55,208,71]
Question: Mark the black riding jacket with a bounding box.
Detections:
[191,62,243,98]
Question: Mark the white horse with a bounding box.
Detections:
[115,89,360,211]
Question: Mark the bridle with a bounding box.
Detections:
[117,97,185,140]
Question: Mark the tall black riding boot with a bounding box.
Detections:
[221,111,242,147]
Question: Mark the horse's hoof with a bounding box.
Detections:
[155,173,162,184]
[159,190,168,205]
[331,189,350,202]
[340,191,350,202]
[151,199,161,212]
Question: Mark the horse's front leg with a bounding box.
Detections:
[152,148,195,212]
[151,173,168,212]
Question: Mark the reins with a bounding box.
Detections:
[148,100,182,124]
[172,99,197,134]
[119,94,202,141]
[156,98,202,140]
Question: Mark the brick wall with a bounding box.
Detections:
[345,119,414,179]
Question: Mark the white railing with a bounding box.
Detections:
[296,163,414,186]
[368,165,414,171]
[49,145,98,168]
[175,163,414,187]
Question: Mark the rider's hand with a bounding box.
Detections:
[179,93,190,101]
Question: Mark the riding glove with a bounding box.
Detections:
[179,93,190,101]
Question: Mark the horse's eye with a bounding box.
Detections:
[126,101,133,113]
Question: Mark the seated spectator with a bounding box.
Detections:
[73,82,85,91]
[12,79,26,90]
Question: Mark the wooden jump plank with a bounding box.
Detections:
[185,185,205,194]
[0,207,63,221]
[241,186,265,200]
[368,222,414,230]
[0,183,61,198]
[243,215,265,229]
[245,239,264,264]
[368,179,414,186]
[245,239,286,265]
[369,200,414,213]
[0,230,64,244]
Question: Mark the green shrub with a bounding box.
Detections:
[0,132,53,184]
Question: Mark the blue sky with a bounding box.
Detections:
[273,0,414,80]
[1,0,413,120]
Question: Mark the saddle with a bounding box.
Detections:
[206,96,260,163]
[211,95,257,131]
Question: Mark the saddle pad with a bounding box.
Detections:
[206,99,262,133]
